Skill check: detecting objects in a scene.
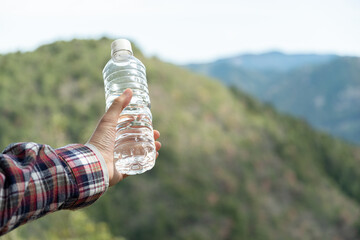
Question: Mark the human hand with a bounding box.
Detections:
[88,88,161,187]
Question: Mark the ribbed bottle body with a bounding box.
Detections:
[103,54,156,175]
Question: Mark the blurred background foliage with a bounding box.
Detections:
[1,38,360,239]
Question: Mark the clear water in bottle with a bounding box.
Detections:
[103,39,156,175]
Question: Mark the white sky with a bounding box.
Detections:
[0,0,359,64]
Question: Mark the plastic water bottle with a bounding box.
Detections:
[102,39,156,175]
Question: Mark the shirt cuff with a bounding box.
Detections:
[84,143,109,188]
[55,144,108,209]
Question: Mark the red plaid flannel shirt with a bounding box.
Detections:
[0,142,109,235]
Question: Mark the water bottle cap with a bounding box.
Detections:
[111,39,133,56]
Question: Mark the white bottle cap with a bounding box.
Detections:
[111,39,133,56]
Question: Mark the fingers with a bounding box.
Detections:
[155,141,161,151]
[154,130,160,140]
[154,130,161,158]
[103,89,133,123]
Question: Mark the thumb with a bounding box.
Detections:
[103,88,133,124]
[88,88,133,187]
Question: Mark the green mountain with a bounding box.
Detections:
[1,39,360,240]
[186,54,360,144]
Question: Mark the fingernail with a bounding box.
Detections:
[123,88,132,97]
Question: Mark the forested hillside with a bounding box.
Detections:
[1,39,360,240]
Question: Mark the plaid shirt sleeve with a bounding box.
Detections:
[0,142,108,235]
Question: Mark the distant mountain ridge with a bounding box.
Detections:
[189,51,338,72]
[186,52,360,144]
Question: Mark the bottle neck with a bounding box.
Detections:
[112,50,133,61]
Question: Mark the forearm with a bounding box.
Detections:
[0,142,108,235]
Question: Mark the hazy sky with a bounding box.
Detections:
[0,0,359,64]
